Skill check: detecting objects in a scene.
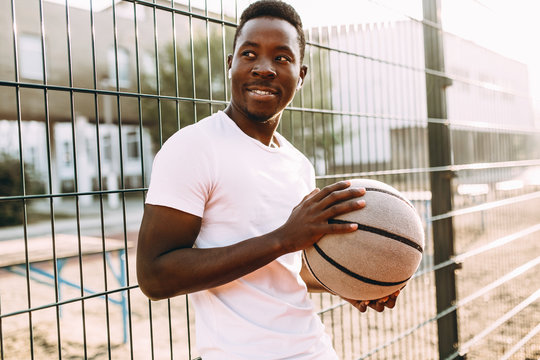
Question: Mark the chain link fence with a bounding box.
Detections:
[0,0,539,359]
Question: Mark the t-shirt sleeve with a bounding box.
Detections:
[145,127,213,218]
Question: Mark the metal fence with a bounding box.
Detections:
[0,0,539,359]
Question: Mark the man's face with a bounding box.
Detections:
[228,17,306,123]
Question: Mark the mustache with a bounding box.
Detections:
[246,81,278,89]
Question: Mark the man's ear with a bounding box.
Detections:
[227,54,233,71]
[296,65,308,90]
[227,54,233,79]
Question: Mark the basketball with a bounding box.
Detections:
[303,179,425,300]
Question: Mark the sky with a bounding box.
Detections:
[290,0,540,103]
[46,0,540,109]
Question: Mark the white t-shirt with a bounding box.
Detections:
[145,111,338,360]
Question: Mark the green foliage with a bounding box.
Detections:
[0,155,24,226]
[0,154,43,226]
[141,27,232,150]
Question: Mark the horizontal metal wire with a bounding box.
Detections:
[2,1,538,358]
[316,227,540,357]
[457,256,540,311]
[2,161,538,203]
[499,321,540,360]
[319,223,540,317]
[0,80,229,106]
[359,256,540,360]
[315,159,540,182]
[122,0,237,26]
[0,284,139,320]
[413,223,540,278]
[1,85,536,134]
[0,188,146,201]
[430,191,540,222]
[446,287,540,360]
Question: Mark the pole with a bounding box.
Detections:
[422,0,462,358]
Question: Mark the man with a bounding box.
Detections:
[137,1,398,358]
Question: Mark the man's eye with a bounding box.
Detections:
[242,51,255,58]
[276,56,291,62]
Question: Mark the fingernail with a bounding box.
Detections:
[357,199,366,206]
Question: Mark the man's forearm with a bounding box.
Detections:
[138,232,288,300]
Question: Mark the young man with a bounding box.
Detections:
[137,1,398,358]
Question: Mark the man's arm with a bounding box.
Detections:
[136,181,365,300]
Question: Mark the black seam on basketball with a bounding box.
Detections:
[302,250,337,294]
[328,219,423,253]
[312,243,410,287]
[364,187,415,209]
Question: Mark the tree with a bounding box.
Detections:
[0,154,44,226]
[141,26,232,150]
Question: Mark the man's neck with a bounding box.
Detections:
[224,104,281,147]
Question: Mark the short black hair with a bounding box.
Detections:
[233,0,306,63]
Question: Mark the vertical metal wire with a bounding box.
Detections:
[63,0,88,357]
[168,2,179,358]
[144,14,161,357]
[1,1,538,359]
[9,0,33,357]
[131,4,146,353]
[340,26,352,174]
[220,0,229,103]
[205,0,213,115]
[188,0,198,122]
[11,0,34,360]
[305,31,316,170]
[87,5,112,356]
[151,0,163,147]
[405,17,420,358]
[167,299,174,359]
[36,0,63,357]
[148,301,155,360]
[362,25,375,175]
[185,295,193,360]
[389,22,403,358]
[374,23,386,175]
[0,297,3,360]
[170,0,181,132]
[326,26,337,177]
[314,28,326,175]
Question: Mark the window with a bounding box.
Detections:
[62,141,72,166]
[107,47,130,88]
[102,134,112,162]
[141,51,156,78]
[19,34,43,80]
[126,131,140,160]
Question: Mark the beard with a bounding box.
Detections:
[239,101,282,124]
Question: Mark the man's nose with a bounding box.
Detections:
[252,59,276,78]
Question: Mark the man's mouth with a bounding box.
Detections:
[247,85,279,98]
[250,89,275,96]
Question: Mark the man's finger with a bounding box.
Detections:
[368,301,385,312]
[310,180,352,202]
[384,292,400,309]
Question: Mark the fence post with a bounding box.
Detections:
[422,0,461,358]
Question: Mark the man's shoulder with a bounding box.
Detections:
[160,112,223,149]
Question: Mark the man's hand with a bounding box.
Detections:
[275,180,366,254]
[343,290,401,313]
